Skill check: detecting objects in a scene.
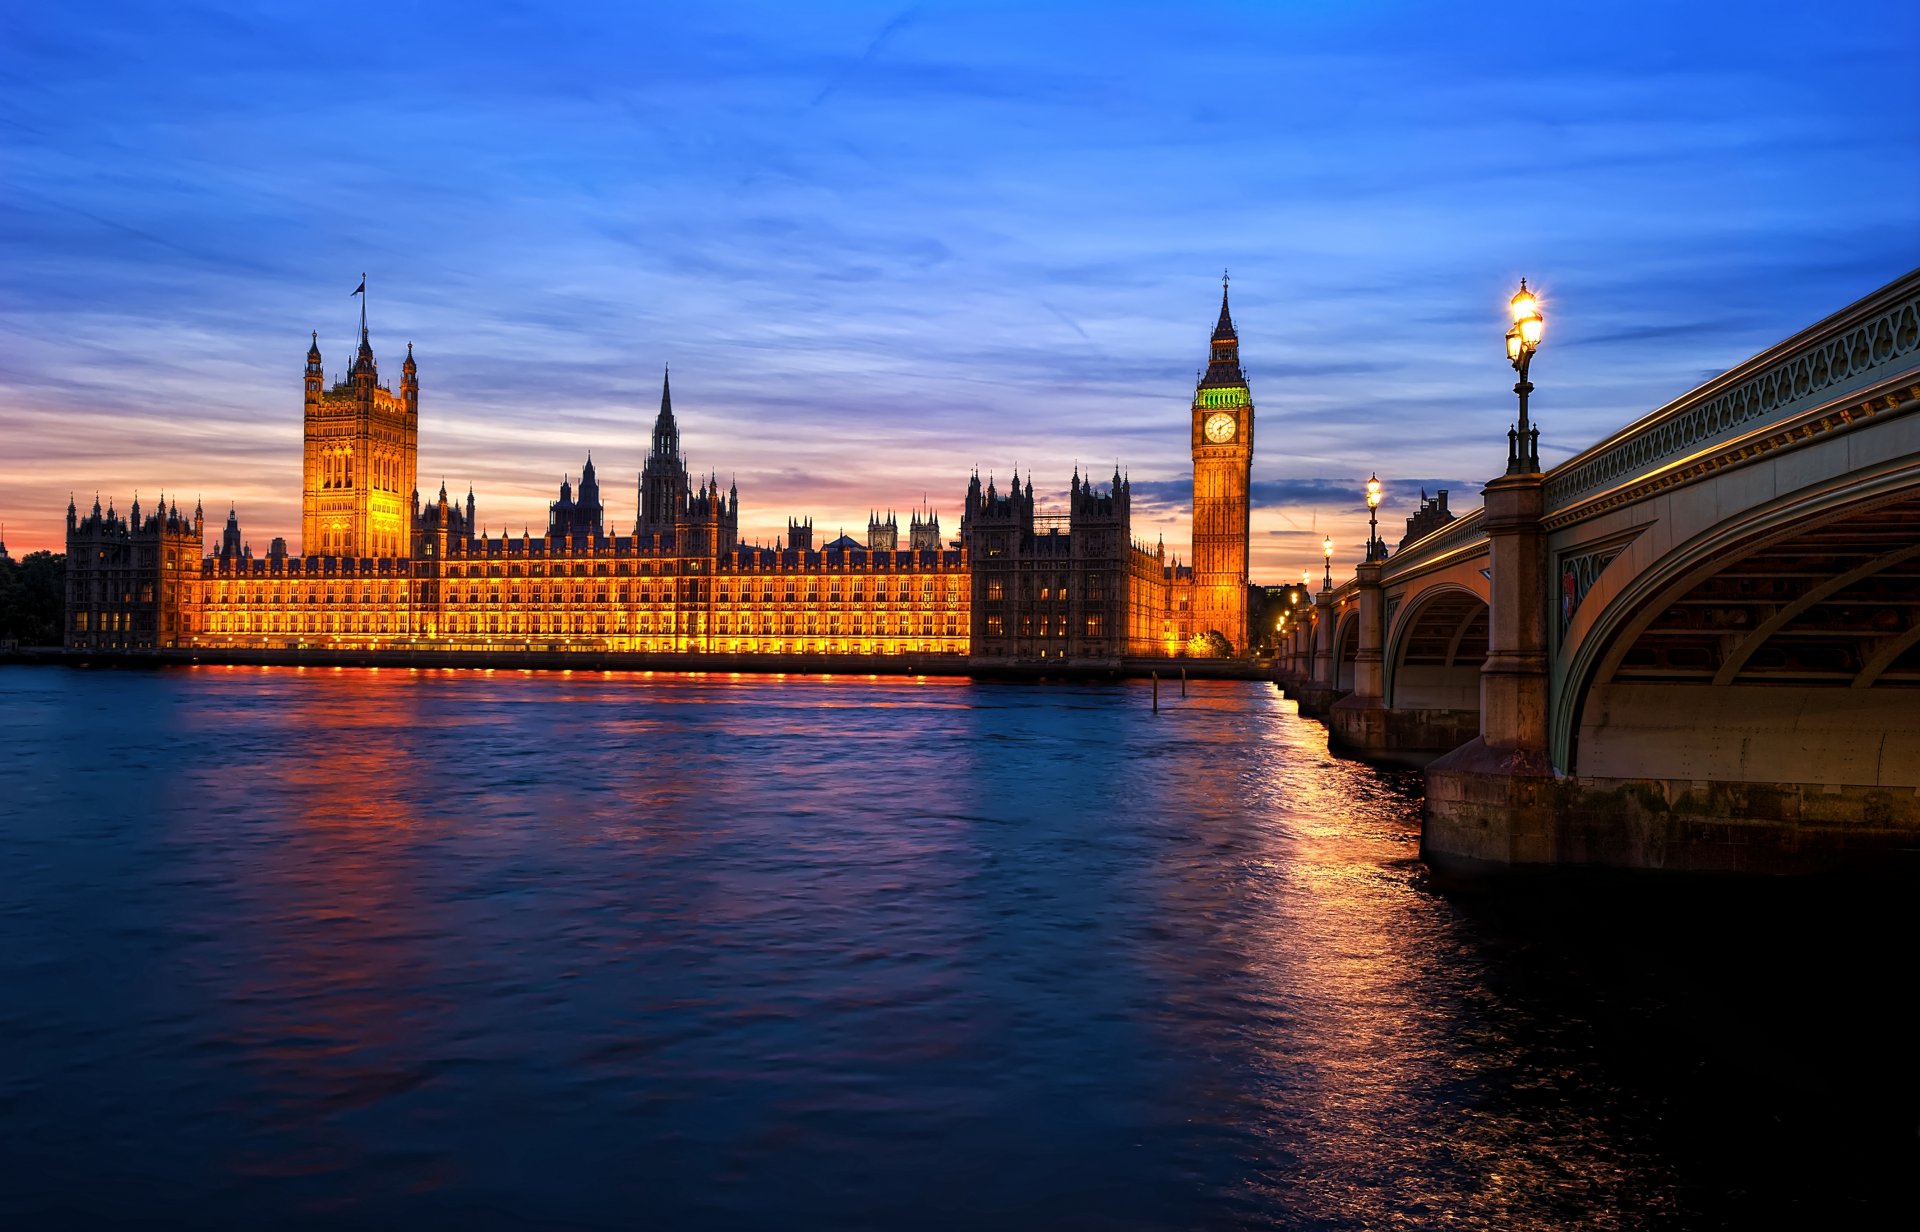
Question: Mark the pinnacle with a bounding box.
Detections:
[1212,277,1236,340]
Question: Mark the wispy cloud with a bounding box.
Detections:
[2,0,1915,574]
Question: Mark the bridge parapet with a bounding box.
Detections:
[1543,271,1920,516]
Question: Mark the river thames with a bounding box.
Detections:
[0,666,1910,1228]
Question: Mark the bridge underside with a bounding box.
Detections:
[1331,590,1489,764]
[1428,490,1920,875]
[1550,492,1920,871]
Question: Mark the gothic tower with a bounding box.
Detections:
[636,368,688,546]
[301,291,418,557]
[1190,277,1254,653]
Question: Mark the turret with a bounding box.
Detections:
[434,482,451,557]
[580,456,606,536]
[909,507,942,552]
[305,332,323,399]
[402,341,419,409]
[220,506,243,560]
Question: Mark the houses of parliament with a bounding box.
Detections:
[64,284,1261,664]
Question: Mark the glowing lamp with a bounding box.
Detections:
[1505,277,1545,369]
[1502,276,1548,473]
[1322,536,1334,560]
[1364,473,1384,562]
[1508,282,1539,325]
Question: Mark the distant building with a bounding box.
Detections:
[1400,489,1456,549]
[302,325,416,559]
[64,282,1259,662]
[963,466,1191,661]
[64,494,202,650]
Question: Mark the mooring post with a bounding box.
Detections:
[1152,671,1159,713]
[1181,666,1187,697]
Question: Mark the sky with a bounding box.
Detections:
[3,0,1916,576]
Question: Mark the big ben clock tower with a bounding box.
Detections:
[1190,275,1254,653]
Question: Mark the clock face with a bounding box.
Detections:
[1203,411,1237,443]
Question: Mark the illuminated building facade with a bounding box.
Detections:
[65,287,1250,664]
[303,321,418,559]
[1190,280,1255,652]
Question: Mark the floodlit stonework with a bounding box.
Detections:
[63,291,1263,665]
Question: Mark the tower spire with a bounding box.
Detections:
[1213,269,1235,340]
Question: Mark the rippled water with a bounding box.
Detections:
[0,666,1911,1229]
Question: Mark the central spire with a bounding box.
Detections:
[652,366,679,458]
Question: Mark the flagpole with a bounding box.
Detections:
[360,271,367,339]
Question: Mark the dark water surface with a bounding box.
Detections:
[0,666,1911,1229]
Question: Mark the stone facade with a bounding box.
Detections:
[64,287,1251,665]
[302,328,417,559]
[64,494,203,650]
[962,467,1192,662]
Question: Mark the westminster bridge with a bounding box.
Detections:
[1278,268,1920,874]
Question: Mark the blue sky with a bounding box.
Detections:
[3,0,1915,574]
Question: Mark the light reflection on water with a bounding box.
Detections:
[0,666,1909,1229]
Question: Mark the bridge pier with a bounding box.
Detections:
[1424,470,1559,868]
[1330,560,1391,754]
[1289,583,1342,716]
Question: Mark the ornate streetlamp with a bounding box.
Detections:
[1505,278,1546,473]
[1321,535,1334,589]
[1365,473,1383,561]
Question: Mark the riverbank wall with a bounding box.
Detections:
[1,645,1272,683]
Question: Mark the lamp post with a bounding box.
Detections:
[1505,278,1546,473]
[1365,473,1383,562]
[1322,535,1334,589]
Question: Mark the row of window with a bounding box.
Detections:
[315,447,408,494]
[205,583,968,607]
[983,615,1107,638]
[203,611,968,639]
[440,559,964,578]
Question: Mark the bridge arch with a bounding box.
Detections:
[1558,468,1920,785]
[1385,584,1489,713]
[1333,610,1360,694]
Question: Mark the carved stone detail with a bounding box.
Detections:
[1556,543,1628,641]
